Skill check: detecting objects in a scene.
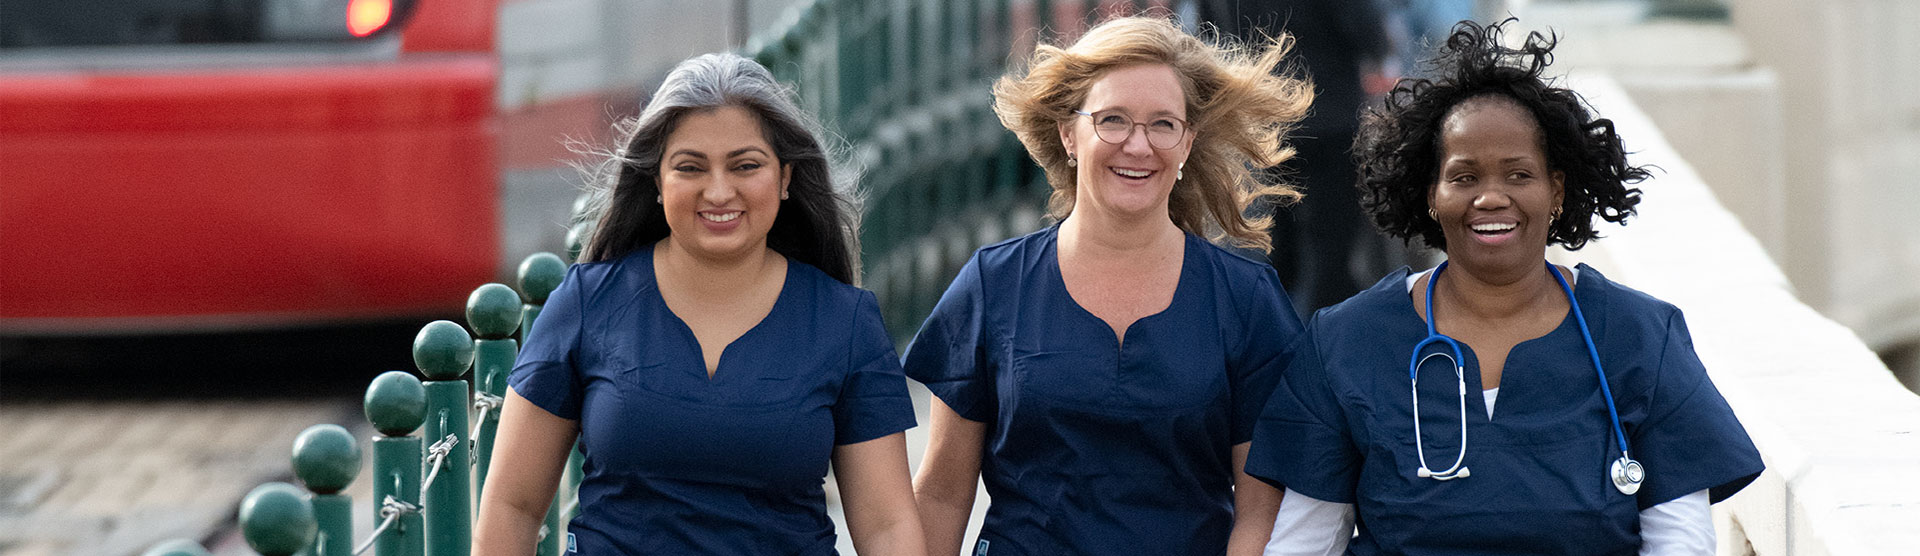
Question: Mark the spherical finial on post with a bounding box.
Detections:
[239,482,316,556]
[466,283,524,340]
[364,371,426,437]
[141,539,211,556]
[412,320,474,380]
[291,424,360,495]
[517,252,567,304]
[565,221,595,264]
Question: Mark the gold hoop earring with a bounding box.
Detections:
[1428,208,1438,221]
[1551,208,1563,220]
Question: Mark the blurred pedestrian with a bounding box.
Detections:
[1192,0,1401,318]
[906,15,1313,555]
[475,53,925,556]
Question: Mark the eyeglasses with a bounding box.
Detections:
[1072,109,1191,150]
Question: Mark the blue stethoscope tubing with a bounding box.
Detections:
[1410,260,1645,495]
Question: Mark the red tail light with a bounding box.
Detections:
[348,0,394,37]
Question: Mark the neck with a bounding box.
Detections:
[1437,260,1558,321]
[1058,210,1181,259]
[655,239,781,298]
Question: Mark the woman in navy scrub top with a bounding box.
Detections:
[1247,21,1764,555]
[474,53,925,555]
[906,16,1316,555]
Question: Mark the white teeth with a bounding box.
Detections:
[1112,168,1151,178]
[1472,223,1516,233]
[701,212,740,223]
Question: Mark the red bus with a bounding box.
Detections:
[0,0,740,335]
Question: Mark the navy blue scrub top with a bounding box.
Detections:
[903,226,1303,555]
[1248,265,1764,555]
[508,246,917,555]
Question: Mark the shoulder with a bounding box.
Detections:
[970,226,1054,275]
[1194,236,1283,283]
[1313,267,1415,327]
[1577,264,1685,333]
[562,249,651,303]
[788,258,879,312]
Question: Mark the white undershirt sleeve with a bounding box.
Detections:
[1264,488,1356,556]
[1638,490,1714,555]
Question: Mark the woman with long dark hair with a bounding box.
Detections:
[475,53,925,556]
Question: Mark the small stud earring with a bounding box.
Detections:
[1177,163,1184,181]
[781,190,789,200]
[656,194,663,204]
[1067,156,1077,167]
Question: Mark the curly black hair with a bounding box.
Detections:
[1354,19,1647,251]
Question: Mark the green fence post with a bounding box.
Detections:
[516,253,566,341]
[141,538,211,556]
[240,482,317,556]
[467,282,522,510]
[514,252,567,556]
[292,424,360,556]
[365,371,426,556]
[414,321,475,556]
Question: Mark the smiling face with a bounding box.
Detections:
[1059,63,1193,223]
[1428,95,1565,275]
[658,105,791,262]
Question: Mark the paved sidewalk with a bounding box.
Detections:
[0,399,362,556]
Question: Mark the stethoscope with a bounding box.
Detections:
[1409,260,1645,496]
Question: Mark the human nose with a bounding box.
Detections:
[1472,190,1511,210]
[1120,123,1155,155]
[702,174,740,204]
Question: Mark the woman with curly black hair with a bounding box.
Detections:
[1244,20,1763,554]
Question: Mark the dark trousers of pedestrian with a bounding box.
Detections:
[1267,131,1393,319]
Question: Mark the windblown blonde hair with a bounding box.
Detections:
[993,15,1312,252]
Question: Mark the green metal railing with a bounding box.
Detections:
[746,0,1085,340]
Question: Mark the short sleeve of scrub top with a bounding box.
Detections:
[1623,309,1762,508]
[505,249,917,555]
[1246,325,1362,504]
[901,254,997,422]
[903,227,1304,555]
[509,262,594,420]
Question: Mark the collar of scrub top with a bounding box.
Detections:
[1410,260,1644,495]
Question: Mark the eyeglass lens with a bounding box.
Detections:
[1087,111,1186,149]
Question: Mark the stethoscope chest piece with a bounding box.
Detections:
[1610,456,1645,496]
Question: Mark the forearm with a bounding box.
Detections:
[851,516,930,556]
[472,499,549,556]
[1229,442,1283,556]
[913,483,976,555]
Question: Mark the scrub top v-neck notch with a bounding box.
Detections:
[1046,231,1196,354]
[1403,271,1581,423]
[650,252,796,383]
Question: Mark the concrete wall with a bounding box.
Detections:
[1719,0,1920,387]
[1549,73,1920,556]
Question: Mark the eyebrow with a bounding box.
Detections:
[1090,106,1184,119]
[668,147,772,160]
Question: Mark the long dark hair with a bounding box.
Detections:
[578,53,859,284]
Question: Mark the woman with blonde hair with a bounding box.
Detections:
[904,15,1314,555]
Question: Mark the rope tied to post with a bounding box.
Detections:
[352,495,422,556]
[471,393,504,440]
[420,433,459,494]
